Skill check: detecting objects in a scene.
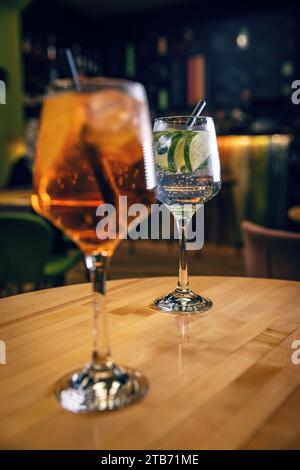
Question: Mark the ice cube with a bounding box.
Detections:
[85,89,141,134]
[36,92,86,172]
[82,89,143,164]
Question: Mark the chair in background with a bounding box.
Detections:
[241,220,300,281]
[0,212,81,296]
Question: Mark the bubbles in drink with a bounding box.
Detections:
[156,173,221,206]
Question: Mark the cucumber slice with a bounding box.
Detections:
[167,134,182,172]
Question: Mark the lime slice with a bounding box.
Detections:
[184,131,210,171]
[155,154,168,170]
[173,138,186,171]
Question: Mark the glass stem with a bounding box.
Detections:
[176,214,190,292]
[85,253,112,370]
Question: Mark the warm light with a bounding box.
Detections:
[8,139,26,160]
[272,134,282,144]
[236,32,249,49]
[157,37,168,56]
[271,134,292,145]
[221,136,251,147]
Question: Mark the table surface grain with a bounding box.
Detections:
[0,189,32,207]
[0,276,300,450]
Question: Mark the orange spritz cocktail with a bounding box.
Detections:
[31,78,154,413]
[32,83,149,256]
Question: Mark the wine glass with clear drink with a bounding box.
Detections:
[153,116,221,313]
[32,78,154,412]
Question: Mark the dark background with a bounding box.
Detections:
[1,0,300,292]
[20,0,300,227]
[22,0,300,132]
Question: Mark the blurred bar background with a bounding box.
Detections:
[0,0,300,295]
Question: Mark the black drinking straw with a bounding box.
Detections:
[64,48,116,201]
[186,99,206,128]
[65,48,82,91]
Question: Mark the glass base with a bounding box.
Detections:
[55,362,148,413]
[154,288,212,313]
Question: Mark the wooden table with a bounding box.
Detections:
[0,276,300,450]
[0,188,33,212]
